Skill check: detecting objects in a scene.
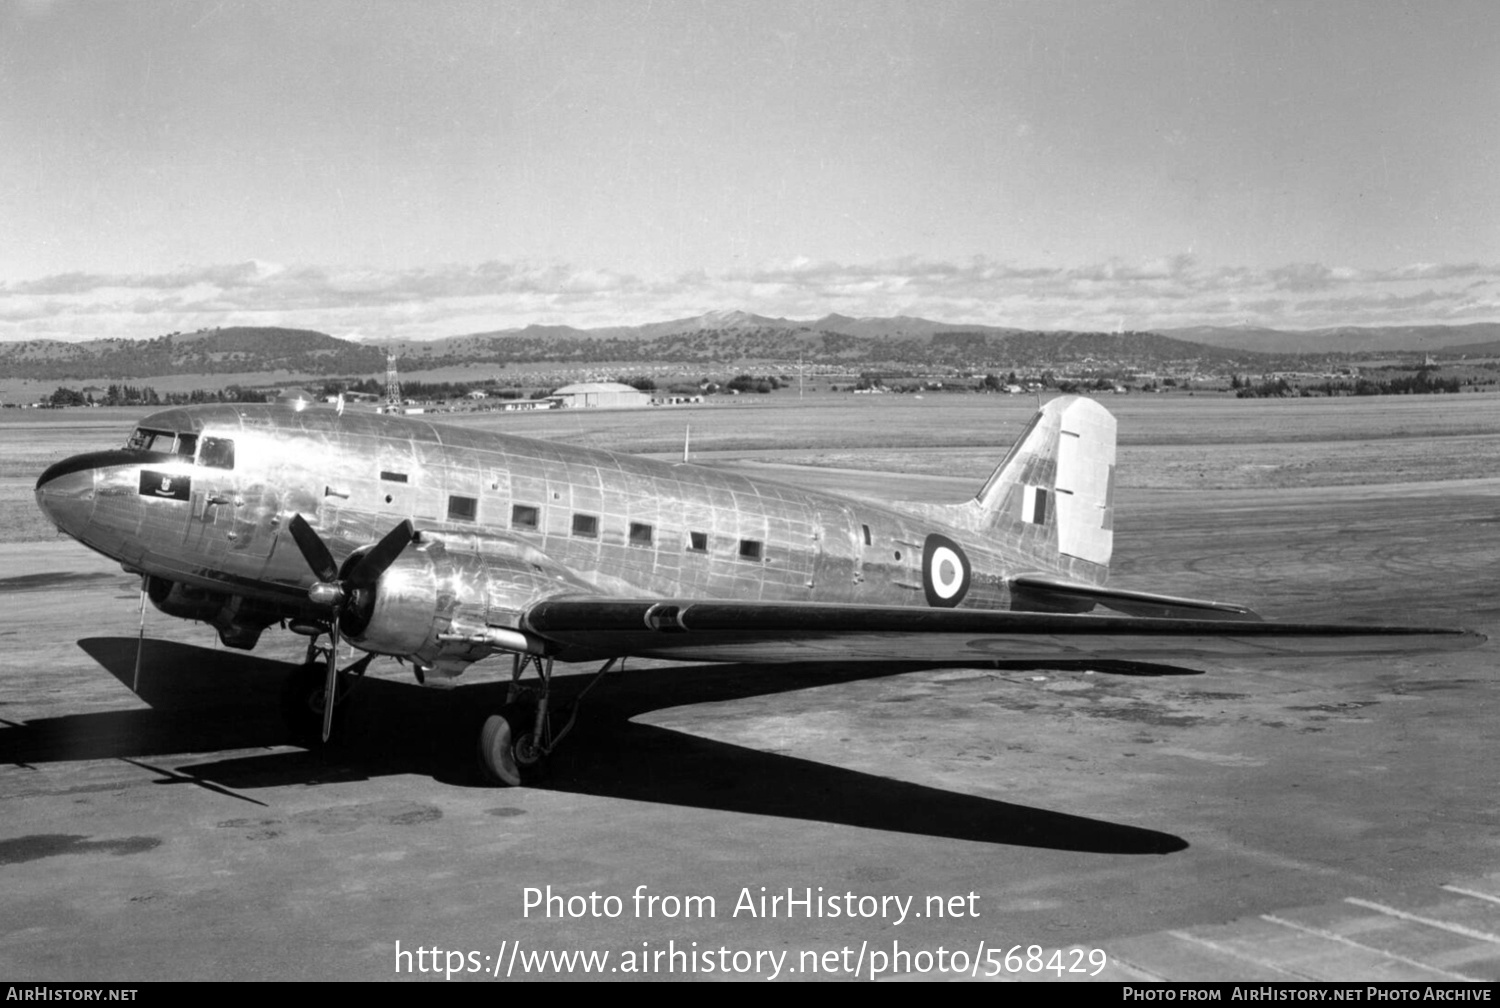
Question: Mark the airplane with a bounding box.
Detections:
[33,395,1483,785]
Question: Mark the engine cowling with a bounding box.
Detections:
[339,533,593,666]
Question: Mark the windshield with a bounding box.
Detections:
[126,428,198,457]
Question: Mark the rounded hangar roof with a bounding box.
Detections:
[552,382,642,395]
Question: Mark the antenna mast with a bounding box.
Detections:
[383,346,403,414]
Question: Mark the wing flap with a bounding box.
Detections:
[522,598,1482,664]
[1010,573,1262,621]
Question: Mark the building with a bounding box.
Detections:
[548,382,652,409]
[276,387,316,411]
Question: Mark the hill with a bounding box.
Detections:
[1160,323,1500,354]
[0,327,385,380]
[9,314,1497,383]
[384,326,1270,372]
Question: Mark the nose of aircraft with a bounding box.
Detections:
[35,453,100,537]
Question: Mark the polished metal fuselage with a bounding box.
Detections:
[35,400,1486,679]
[38,403,1076,622]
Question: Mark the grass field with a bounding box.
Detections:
[0,360,844,404]
[398,389,1500,493]
[8,391,1500,545]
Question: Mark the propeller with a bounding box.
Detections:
[288,515,415,741]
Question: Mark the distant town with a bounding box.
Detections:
[6,316,1499,409]
[16,358,1491,412]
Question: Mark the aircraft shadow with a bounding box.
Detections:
[991,659,1202,677]
[0,637,1190,854]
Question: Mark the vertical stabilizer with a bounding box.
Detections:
[974,396,1116,578]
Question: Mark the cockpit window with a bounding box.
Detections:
[127,428,177,452]
[126,428,199,455]
[199,436,235,470]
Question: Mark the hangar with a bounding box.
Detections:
[548,381,652,409]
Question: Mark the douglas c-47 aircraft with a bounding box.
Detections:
[34,395,1482,784]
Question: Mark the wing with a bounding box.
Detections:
[1008,573,1262,620]
[520,597,1484,664]
[327,527,1481,673]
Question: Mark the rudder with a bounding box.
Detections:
[974,396,1116,578]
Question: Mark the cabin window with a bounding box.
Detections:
[448,495,478,522]
[739,539,763,561]
[861,523,872,545]
[688,531,708,552]
[199,437,235,470]
[572,513,598,538]
[629,522,654,546]
[512,504,540,530]
[175,434,197,457]
[380,470,409,483]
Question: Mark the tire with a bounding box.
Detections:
[478,712,524,786]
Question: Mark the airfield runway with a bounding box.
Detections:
[2,399,1499,982]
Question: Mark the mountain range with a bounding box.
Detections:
[4,313,1495,383]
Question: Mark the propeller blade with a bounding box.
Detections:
[347,519,415,590]
[288,514,340,584]
[321,614,341,743]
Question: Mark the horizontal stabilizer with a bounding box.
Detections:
[1010,574,1262,621]
[520,597,1482,665]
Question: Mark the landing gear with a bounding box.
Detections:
[282,635,374,746]
[478,707,530,787]
[476,655,618,786]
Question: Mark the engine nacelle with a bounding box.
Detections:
[146,575,228,621]
[145,575,277,650]
[341,533,592,666]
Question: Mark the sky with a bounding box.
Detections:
[2,0,1498,342]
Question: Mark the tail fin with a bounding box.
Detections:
[973,395,1116,580]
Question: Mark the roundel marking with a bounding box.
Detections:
[921,533,971,608]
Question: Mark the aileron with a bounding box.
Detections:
[1010,573,1262,621]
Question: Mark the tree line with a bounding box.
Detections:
[1235,369,1463,398]
[43,384,269,407]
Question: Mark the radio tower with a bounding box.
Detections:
[383,348,403,414]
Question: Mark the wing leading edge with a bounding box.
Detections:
[520,598,1484,665]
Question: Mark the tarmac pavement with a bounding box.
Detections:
[1,477,1496,981]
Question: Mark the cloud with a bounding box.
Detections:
[2,256,1498,342]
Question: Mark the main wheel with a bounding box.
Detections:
[479,712,521,785]
[478,701,548,786]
